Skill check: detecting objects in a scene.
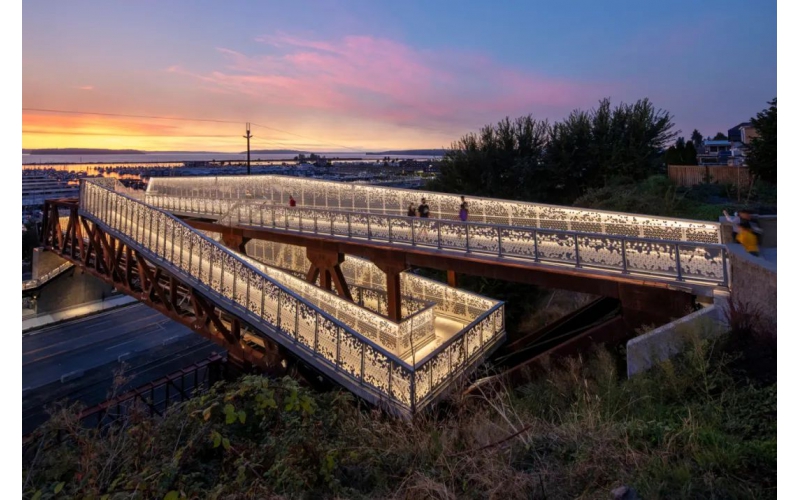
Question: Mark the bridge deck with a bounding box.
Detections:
[56,179,506,415]
[143,175,727,292]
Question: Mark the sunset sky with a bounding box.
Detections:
[22,0,777,152]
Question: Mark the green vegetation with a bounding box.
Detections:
[429,98,676,205]
[429,97,777,220]
[574,175,777,221]
[663,137,697,166]
[748,98,777,184]
[23,324,776,499]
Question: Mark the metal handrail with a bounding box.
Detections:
[146,174,722,236]
[81,181,417,370]
[79,179,506,413]
[148,194,729,287]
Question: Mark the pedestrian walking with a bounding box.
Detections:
[736,220,760,257]
[289,195,296,207]
[459,196,469,222]
[418,197,430,218]
[407,202,417,217]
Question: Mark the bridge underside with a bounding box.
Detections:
[181,217,697,329]
[40,199,286,373]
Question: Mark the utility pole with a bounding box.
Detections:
[243,122,253,175]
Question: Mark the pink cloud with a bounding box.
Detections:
[75,85,94,90]
[172,33,612,132]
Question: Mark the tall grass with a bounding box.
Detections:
[23,325,776,499]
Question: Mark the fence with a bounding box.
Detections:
[668,164,754,189]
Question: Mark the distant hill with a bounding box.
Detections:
[366,149,446,156]
[244,149,310,155]
[27,148,145,155]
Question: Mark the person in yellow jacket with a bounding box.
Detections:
[736,220,760,257]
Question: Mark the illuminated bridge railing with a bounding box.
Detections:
[246,239,499,326]
[147,195,729,287]
[146,175,721,243]
[79,180,505,415]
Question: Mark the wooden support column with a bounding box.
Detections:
[220,232,250,254]
[447,270,458,288]
[306,248,353,301]
[374,259,409,323]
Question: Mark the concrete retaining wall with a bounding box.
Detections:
[728,243,777,336]
[627,305,725,378]
[31,248,68,280]
[29,267,117,315]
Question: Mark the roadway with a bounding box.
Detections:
[22,302,218,435]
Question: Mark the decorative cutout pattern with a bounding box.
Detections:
[78,179,506,415]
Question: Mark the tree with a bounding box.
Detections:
[691,129,703,148]
[430,98,676,205]
[663,137,697,166]
[713,132,727,141]
[747,98,777,183]
[428,115,549,201]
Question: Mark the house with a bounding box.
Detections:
[696,139,733,165]
[728,122,759,145]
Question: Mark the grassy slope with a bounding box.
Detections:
[23,327,776,500]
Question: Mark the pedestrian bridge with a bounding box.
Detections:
[42,176,727,416]
[42,179,505,416]
[144,175,728,294]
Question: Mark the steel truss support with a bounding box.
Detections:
[40,199,286,374]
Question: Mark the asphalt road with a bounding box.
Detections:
[22,303,219,434]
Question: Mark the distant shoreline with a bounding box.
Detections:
[26,148,146,155]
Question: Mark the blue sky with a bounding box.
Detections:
[22,0,777,150]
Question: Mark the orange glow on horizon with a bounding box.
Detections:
[22,111,457,152]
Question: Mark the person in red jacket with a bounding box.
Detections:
[289,195,296,207]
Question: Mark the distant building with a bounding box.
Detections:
[728,122,759,145]
[22,173,80,208]
[696,139,733,166]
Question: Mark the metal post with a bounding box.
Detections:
[314,312,319,353]
[232,264,237,303]
[244,271,250,313]
[411,221,416,245]
[721,248,729,286]
[437,223,441,249]
[335,326,341,370]
[574,234,581,268]
[533,230,539,262]
[465,224,470,253]
[360,345,365,385]
[621,238,628,273]
[675,243,683,281]
[497,227,502,257]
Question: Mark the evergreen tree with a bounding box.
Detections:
[747,98,777,183]
[691,129,703,148]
